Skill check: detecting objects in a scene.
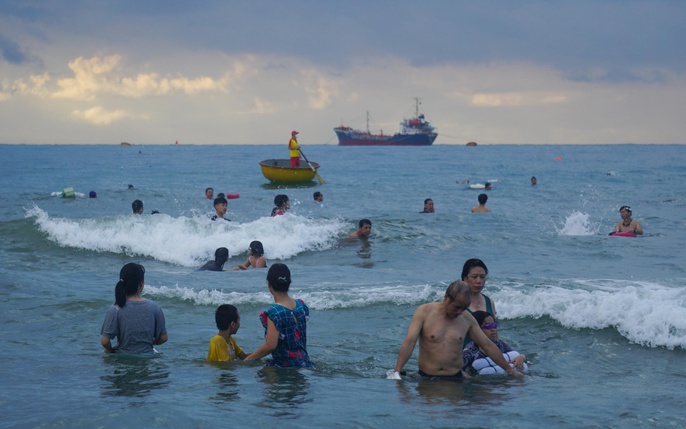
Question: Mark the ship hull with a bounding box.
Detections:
[335,130,437,146]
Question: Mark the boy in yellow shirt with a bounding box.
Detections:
[207,304,249,362]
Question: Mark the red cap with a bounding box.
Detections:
[292,130,299,136]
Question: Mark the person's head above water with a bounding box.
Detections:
[249,241,264,257]
[461,258,489,281]
[115,262,145,307]
[267,263,291,292]
[214,247,229,265]
[132,199,143,214]
[478,193,488,205]
[274,194,290,209]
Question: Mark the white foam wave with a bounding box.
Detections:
[26,206,346,266]
[146,283,437,310]
[494,278,686,349]
[556,211,599,236]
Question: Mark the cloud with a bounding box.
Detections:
[52,55,230,100]
[72,106,138,125]
[0,32,28,64]
[471,92,569,107]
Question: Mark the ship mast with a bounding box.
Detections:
[366,111,370,133]
[414,97,421,117]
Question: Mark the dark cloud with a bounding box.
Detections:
[0,33,28,64]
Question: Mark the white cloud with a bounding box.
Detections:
[72,106,138,125]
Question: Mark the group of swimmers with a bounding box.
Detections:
[100,257,529,379]
[101,262,313,368]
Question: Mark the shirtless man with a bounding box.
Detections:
[471,194,491,213]
[392,281,523,380]
[614,206,643,235]
[349,219,372,238]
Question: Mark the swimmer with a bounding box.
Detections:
[349,219,372,238]
[313,191,323,203]
[132,199,144,215]
[614,206,643,235]
[531,176,537,186]
[234,241,268,270]
[205,187,214,200]
[391,281,522,380]
[199,247,230,271]
[462,311,527,375]
[271,194,290,217]
[211,197,230,221]
[421,198,434,213]
[471,194,491,213]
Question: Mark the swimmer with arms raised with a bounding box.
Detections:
[391,281,523,380]
[614,206,643,236]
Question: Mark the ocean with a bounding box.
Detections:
[1,143,685,428]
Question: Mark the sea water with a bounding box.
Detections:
[1,143,685,428]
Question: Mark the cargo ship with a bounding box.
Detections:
[334,98,437,146]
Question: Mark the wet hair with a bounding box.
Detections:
[359,219,372,228]
[205,187,213,194]
[444,280,471,303]
[461,258,489,281]
[215,304,239,331]
[472,311,494,326]
[114,263,145,308]
[132,200,143,213]
[214,247,229,265]
[478,193,488,204]
[267,263,291,292]
[214,197,228,207]
[249,240,264,257]
[313,191,322,200]
[424,198,433,205]
[619,205,632,214]
[274,194,289,208]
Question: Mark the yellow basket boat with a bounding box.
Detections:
[259,159,321,183]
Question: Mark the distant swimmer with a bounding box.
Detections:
[211,197,230,221]
[89,191,97,198]
[421,198,434,213]
[132,199,144,215]
[531,176,537,186]
[484,182,492,191]
[349,219,372,238]
[234,241,268,270]
[471,194,491,213]
[313,191,323,203]
[205,187,214,200]
[199,247,230,271]
[614,206,643,235]
[271,194,290,217]
[128,184,135,190]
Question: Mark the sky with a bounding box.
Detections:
[1,0,685,145]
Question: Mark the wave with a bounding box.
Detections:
[495,278,686,350]
[25,205,347,266]
[143,276,686,350]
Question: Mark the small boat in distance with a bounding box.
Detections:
[259,159,321,183]
[334,97,438,146]
[120,142,131,146]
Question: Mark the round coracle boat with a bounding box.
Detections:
[259,159,321,183]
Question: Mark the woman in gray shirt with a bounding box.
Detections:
[100,263,168,354]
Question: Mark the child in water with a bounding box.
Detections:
[234,241,268,270]
[207,304,249,362]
